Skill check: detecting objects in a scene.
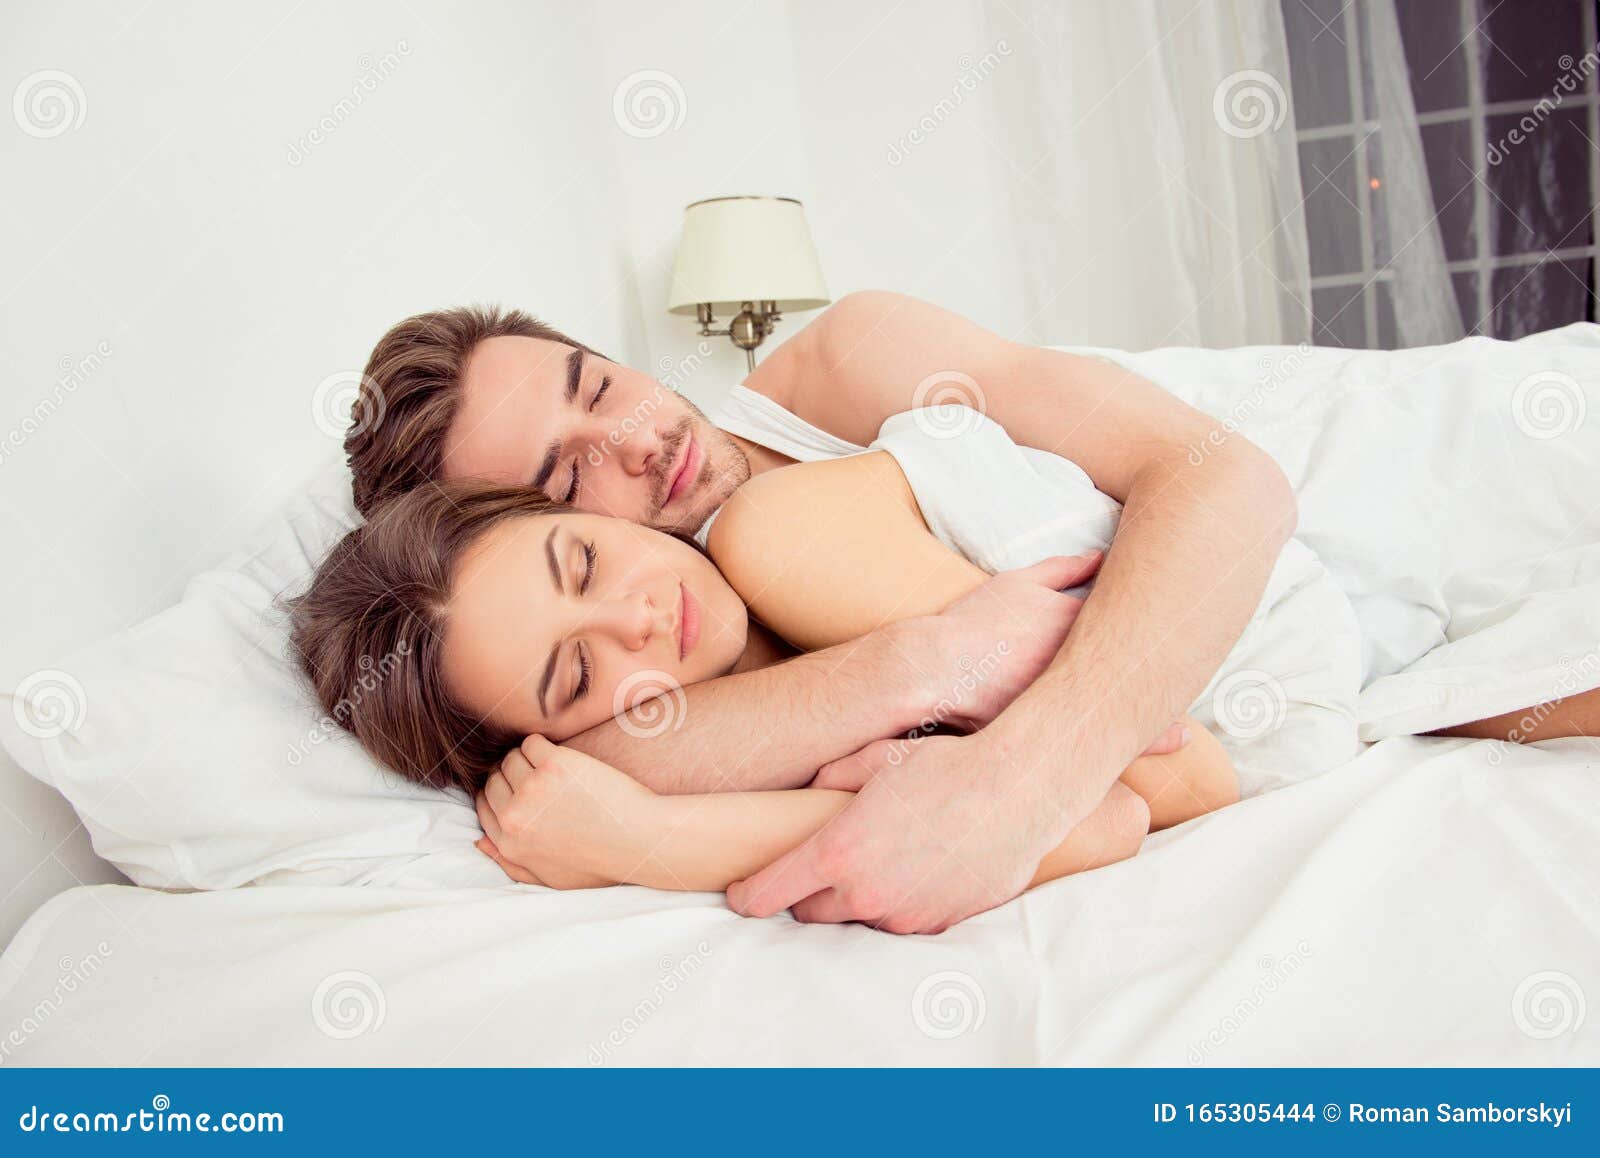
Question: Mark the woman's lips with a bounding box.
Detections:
[666,433,701,507]
[678,582,701,661]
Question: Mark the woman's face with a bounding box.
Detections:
[440,512,748,741]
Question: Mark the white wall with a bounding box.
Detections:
[1,1,1302,935]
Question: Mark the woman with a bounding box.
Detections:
[289,475,1240,895]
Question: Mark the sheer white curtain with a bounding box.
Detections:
[599,0,1313,386]
[1362,0,1463,346]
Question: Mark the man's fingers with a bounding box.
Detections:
[1010,551,1102,591]
[791,888,874,925]
[726,844,831,919]
[1140,722,1192,756]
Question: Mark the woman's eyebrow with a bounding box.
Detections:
[536,526,565,717]
[543,525,563,594]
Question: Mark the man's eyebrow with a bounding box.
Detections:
[527,348,586,491]
[530,441,561,490]
[537,526,563,715]
[564,346,584,403]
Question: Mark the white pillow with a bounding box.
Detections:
[0,458,504,891]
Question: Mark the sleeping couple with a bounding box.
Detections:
[290,292,1600,934]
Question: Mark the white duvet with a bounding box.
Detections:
[3,326,1599,1065]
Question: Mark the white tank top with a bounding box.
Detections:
[700,384,1121,571]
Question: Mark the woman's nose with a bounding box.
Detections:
[600,590,659,651]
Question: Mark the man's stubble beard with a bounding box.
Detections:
[656,395,751,536]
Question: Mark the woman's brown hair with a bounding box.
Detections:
[346,304,604,516]
[288,482,569,793]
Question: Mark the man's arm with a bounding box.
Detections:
[562,619,941,795]
[728,291,1293,932]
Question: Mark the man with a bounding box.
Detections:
[345,292,1296,933]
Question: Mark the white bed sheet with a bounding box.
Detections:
[3,736,1595,1065]
[5,326,1600,1065]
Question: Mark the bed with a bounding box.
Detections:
[3,327,1598,1065]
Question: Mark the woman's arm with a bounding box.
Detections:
[475,736,1152,894]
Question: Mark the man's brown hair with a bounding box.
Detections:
[287,481,568,793]
[347,305,601,516]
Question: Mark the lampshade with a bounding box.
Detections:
[668,196,829,316]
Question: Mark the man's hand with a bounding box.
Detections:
[727,731,1050,934]
[901,552,1188,751]
[917,554,1096,731]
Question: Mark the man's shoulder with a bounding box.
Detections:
[747,290,924,446]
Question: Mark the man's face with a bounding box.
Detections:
[442,336,750,536]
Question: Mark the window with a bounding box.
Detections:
[1283,0,1599,346]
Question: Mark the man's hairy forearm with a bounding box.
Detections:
[564,621,936,795]
[984,445,1295,826]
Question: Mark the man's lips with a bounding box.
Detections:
[678,582,701,660]
[665,433,701,507]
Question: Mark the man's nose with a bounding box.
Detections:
[613,424,661,478]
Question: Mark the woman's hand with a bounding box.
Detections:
[475,735,660,890]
